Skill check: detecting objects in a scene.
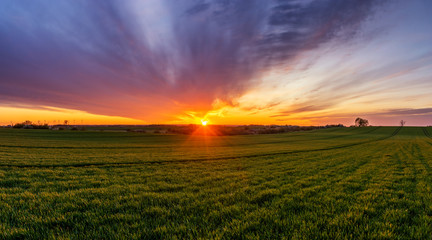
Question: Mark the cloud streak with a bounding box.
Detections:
[0,0,387,121]
[376,108,432,116]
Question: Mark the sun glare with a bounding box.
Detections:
[201,119,208,126]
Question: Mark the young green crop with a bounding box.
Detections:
[0,127,431,239]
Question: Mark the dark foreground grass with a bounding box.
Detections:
[0,127,432,239]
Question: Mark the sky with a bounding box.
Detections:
[0,0,431,126]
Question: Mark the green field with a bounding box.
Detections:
[1,127,432,239]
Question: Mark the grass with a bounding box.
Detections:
[0,127,432,239]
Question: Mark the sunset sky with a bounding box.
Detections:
[1,0,431,126]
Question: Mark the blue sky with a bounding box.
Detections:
[0,0,431,125]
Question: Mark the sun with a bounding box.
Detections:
[201,119,208,126]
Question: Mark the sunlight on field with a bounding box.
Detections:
[1,127,432,238]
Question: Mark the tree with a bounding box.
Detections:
[400,120,406,126]
[355,117,369,127]
[64,120,69,125]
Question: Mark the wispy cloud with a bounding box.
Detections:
[0,0,387,121]
[376,108,432,116]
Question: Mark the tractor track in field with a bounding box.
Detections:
[421,128,432,148]
[412,142,432,176]
[0,127,382,150]
[423,128,431,138]
[0,144,160,150]
[0,127,402,169]
[231,126,382,147]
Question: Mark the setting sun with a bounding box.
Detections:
[1,1,432,238]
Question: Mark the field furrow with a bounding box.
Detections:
[0,127,431,239]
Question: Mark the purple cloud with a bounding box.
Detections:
[0,0,387,121]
